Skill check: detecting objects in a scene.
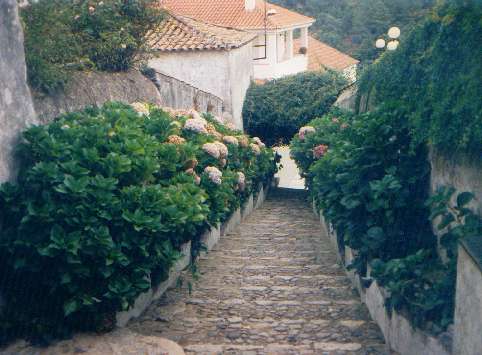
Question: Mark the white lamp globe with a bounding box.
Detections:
[387,40,399,51]
[388,27,401,39]
[375,38,386,49]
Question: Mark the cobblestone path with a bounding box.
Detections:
[128,189,389,354]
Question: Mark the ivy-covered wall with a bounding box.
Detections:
[356,2,482,157]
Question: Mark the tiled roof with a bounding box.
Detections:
[294,36,359,71]
[158,0,315,30]
[149,14,256,52]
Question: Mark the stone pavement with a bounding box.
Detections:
[128,189,389,354]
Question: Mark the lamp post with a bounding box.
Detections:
[376,26,401,51]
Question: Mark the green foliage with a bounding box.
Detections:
[290,105,480,330]
[71,0,164,72]
[242,71,346,146]
[21,0,82,93]
[357,3,482,155]
[372,188,481,332]
[371,250,456,332]
[271,0,434,62]
[0,102,277,343]
[292,107,434,268]
[20,0,164,93]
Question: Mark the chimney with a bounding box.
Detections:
[245,0,256,11]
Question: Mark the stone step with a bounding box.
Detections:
[183,341,387,355]
[126,190,387,354]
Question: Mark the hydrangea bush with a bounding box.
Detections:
[290,107,457,331]
[0,102,278,343]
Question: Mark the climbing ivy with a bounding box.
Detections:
[357,1,482,156]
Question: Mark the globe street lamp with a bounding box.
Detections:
[376,26,401,51]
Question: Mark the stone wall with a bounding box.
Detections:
[0,0,37,182]
[454,242,482,355]
[33,70,163,124]
[334,85,358,112]
[430,149,482,216]
[151,71,224,118]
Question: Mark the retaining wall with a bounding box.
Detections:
[151,71,224,119]
[454,238,482,355]
[314,207,453,355]
[33,70,163,124]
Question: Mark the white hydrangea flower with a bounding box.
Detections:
[204,166,223,185]
[202,143,221,159]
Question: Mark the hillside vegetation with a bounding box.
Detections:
[271,0,435,62]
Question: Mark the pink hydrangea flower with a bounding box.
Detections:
[184,118,208,134]
[130,102,149,116]
[167,135,186,145]
[194,175,201,185]
[341,123,349,129]
[188,109,205,122]
[204,166,222,185]
[250,143,261,156]
[299,126,316,141]
[225,122,237,131]
[238,135,249,148]
[223,135,239,146]
[252,137,266,148]
[237,172,246,191]
[214,142,229,158]
[202,143,221,159]
[313,144,329,159]
[332,117,340,124]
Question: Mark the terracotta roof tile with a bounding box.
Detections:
[294,36,359,71]
[158,0,315,30]
[149,14,256,52]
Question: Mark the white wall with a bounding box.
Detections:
[149,51,230,105]
[228,44,254,129]
[149,46,253,130]
[254,55,307,79]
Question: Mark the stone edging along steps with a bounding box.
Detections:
[115,182,273,327]
[312,202,452,355]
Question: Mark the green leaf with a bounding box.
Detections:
[64,299,79,316]
[438,213,455,230]
[456,192,474,208]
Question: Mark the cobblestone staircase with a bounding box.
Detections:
[128,189,389,354]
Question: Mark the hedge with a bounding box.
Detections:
[242,71,346,146]
[0,102,278,343]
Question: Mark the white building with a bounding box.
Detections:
[151,1,359,130]
[294,36,360,83]
[148,15,256,129]
[160,0,315,80]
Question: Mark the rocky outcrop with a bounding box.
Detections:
[0,0,37,182]
[33,70,163,124]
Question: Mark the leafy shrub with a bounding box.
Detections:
[21,0,82,93]
[71,0,164,72]
[371,250,455,331]
[372,189,482,332]
[292,107,434,269]
[357,2,482,156]
[21,0,164,93]
[0,102,277,343]
[242,71,346,146]
[289,0,481,332]
[290,105,480,330]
